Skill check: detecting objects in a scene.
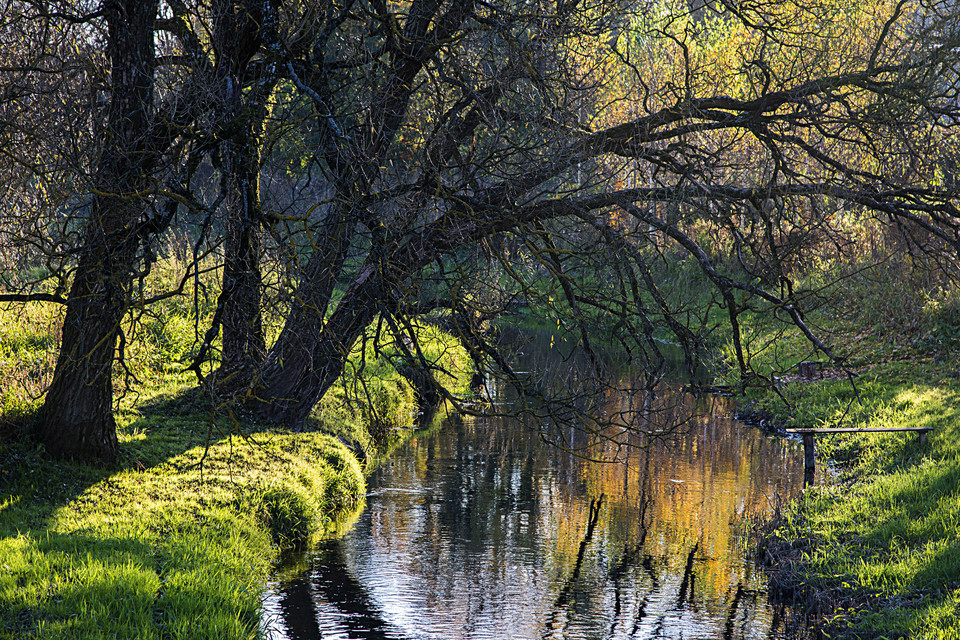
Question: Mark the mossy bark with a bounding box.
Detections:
[38,0,159,463]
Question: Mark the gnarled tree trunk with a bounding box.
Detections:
[214,0,268,384]
[250,259,381,428]
[38,0,158,463]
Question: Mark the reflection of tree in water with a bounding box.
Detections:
[577,387,802,601]
[267,350,802,639]
[543,494,605,637]
[478,329,699,459]
[527,382,800,638]
[538,483,787,640]
[274,578,323,640]
[277,543,396,640]
[538,446,716,640]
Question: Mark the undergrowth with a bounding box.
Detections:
[735,260,960,639]
[0,257,472,640]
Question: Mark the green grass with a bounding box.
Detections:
[738,273,960,638]
[0,277,471,639]
[1,386,366,640]
[767,375,960,638]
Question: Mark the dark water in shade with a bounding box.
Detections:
[260,371,806,640]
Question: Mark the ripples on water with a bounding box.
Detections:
[261,383,805,640]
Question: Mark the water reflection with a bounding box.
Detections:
[262,389,804,640]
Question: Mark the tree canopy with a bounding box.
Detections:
[1,0,959,461]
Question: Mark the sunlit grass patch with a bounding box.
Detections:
[0,401,366,639]
[0,281,471,639]
[750,310,960,637]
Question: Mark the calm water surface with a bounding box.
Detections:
[261,367,805,640]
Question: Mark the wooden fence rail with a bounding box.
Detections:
[783,427,934,485]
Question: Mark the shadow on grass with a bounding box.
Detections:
[795,397,960,638]
[1,387,222,535]
[0,387,290,639]
[870,459,960,592]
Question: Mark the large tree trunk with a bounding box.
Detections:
[37,0,158,463]
[250,259,380,428]
[245,0,476,427]
[219,199,265,377]
[214,0,268,384]
[37,206,140,462]
[217,106,267,380]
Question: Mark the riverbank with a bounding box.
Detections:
[0,301,471,639]
[734,306,960,638]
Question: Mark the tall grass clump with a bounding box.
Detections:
[0,302,61,423]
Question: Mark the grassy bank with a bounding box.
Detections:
[732,277,960,638]
[0,294,471,639]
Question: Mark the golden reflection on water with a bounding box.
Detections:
[581,391,800,608]
[263,380,806,640]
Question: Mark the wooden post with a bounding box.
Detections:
[803,433,815,486]
[783,427,934,487]
[798,361,823,380]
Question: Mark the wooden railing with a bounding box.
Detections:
[783,427,934,485]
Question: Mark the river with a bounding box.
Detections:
[261,338,805,639]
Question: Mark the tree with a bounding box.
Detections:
[37,0,163,462]
[245,0,960,428]
[5,0,960,460]
[9,0,281,459]
[202,0,275,383]
[10,0,211,461]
